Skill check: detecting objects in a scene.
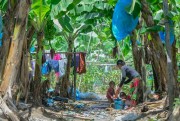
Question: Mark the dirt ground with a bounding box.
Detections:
[0,95,168,121]
[28,99,168,121]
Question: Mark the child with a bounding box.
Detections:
[106,81,115,103]
[119,92,131,108]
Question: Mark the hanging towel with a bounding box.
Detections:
[112,0,139,41]
[77,53,86,74]
[58,59,67,77]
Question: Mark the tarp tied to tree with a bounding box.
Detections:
[112,0,139,41]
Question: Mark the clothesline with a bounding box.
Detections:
[86,61,116,66]
[30,52,86,54]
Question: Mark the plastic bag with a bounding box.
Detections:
[112,0,138,41]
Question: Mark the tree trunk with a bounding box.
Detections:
[33,32,44,105]
[0,0,30,95]
[27,26,35,50]
[130,31,142,75]
[0,0,30,120]
[0,96,19,121]
[60,35,74,97]
[163,0,175,114]
[130,31,144,103]
[0,0,18,79]
[171,41,179,96]
[140,0,168,92]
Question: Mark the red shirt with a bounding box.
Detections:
[106,87,115,99]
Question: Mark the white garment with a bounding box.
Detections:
[58,59,67,77]
[105,65,109,73]
[45,50,51,61]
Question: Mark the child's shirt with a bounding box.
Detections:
[106,87,115,99]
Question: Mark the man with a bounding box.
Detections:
[115,60,142,106]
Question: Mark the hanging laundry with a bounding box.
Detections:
[58,54,67,78]
[45,50,51,61]
[48,60,59,73]
[105,66,109,73]
[53,53,61,60]
[77,53,86,74]
[71,54,80,68]
[41,62,50,75]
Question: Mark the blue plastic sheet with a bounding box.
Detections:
[0,16,3,47]
[159,21,174,45]
[112,0,138,41]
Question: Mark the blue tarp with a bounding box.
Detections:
[0,16,3,47]
[112,0,138,41]
[159,21,175,45]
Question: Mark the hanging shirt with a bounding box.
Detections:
[77,53,86,74]
[53,53,61,60]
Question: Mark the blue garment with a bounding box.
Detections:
[30,46,36,53]
[41,62,50,75]
[112,0,139,41]
[159,21,174,45]
[48,60,59,73]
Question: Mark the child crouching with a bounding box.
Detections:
[106,81,115,103]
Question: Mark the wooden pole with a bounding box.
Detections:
[73,48,77,101]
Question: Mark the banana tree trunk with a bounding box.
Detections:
[0,0,30,120]
[33,32,43,105]
[171,41,179,96]
[140,0,168,92]
[130,31,143,103]
[130,31,142,75]
[163,0,176,113]
[60,35,74,97]
[0,0,18,79]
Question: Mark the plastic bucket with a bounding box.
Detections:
[114,99,124,110]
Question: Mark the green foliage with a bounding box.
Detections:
[0,0,7,12]
[174,98,180,106]
[58,15,74,33]
[126,0,141,18]
[140,25,164,34]
[30,0,50,31]
[146,0,159,5]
